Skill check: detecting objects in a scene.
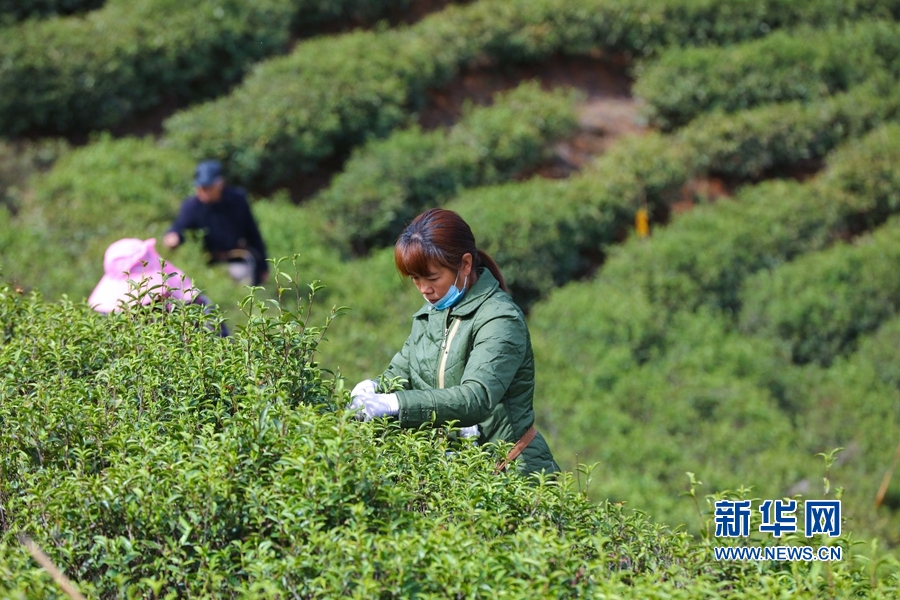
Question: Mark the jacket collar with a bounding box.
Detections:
[412,267,499,318]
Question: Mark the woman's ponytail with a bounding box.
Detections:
[476,249,508,293]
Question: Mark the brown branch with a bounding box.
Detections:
[16,534,87,600]
[875,438,900,508]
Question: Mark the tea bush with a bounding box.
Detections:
[523,127,900,533]
[309,246,425,384]
[679,77,900,178]
[534,296,900,548]
[450,133,696,309]
[740,216,900,366]
[635,20,900,130]
[444,80,900,310]
[418,92,900,310]
[0,0,415,135]
[164,0,900,189]
[600,123,900,320]
[0,279,684,596]
[853,312,900,391]
[12,76,898,323]
[0,138,69,214]
[0,137,354,335]
[2,279,899,597]
[787,320,900,545]
[547,311,800,517]
[318,82,580,253]
[0,0,102,24]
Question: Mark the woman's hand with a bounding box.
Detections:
[348,392,399,421]
[459,424,480,440]
[351,379,377,398]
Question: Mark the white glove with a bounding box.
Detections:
[352,392,399,421]
[459,424,480,440]
[347,394,365,414]
[351,378,377,398]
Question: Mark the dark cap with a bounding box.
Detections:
[194,159,223,187]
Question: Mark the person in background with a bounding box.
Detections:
[89,237,228,336]
[348,208,559,476]
[163,159,269,286]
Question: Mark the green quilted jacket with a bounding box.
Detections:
[382,268,559,475]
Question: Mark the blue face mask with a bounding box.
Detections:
[432,270,467,311]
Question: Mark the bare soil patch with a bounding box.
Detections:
[419,53,644,179]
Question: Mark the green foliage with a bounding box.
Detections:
[377,89,900,313]
[311,246,424,384]
[524,126,900,541]
[853,313,900,390]
[679,77,900,178]
[451,132,695,309]
[165,0,900,189]
[560,313,800,519]
[0,0,102,24]
[786,318,900,545]
[438,82,900,311]
[530,284,896,550]
[0,0,414,135]
[636,20,900,130]
[318,82,580,253]
[376,374,408,393]
[740,217,900,366]
[601,123,900,320]
[2,279,899,597]
[0,135,299,331]
[0,135,193,302]
[8,3,900,590]
[0,278,690,597]
[0,138,69,214]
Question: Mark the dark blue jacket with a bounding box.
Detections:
[167,186,268,279]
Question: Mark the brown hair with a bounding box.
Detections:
[394,208,508,293]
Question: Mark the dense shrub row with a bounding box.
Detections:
[740,217,900,366]
[522,125,900,490]
[534,294,900,546]
[0,0,102,23]
[635,20,900,130]
[7,6,900,579]
[519,131,900,537]
[7,77,896,340]
[9,78,899,326]
[786,316,900,544]
[450,133,694,309]
[0,0,415,135]
[0,138,69,214]
[680,77,900,178]
[853,313,900,391]
[318,83,579,253]
[546,310,802,516]
[301,79,900,312]
[599,123,900,321]
[0,280,707,598]
[164,0,900,189]
[221,180,900,551]
[426,91,900,310]
[4,272,898,597]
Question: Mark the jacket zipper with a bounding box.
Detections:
[438,318,462,389]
